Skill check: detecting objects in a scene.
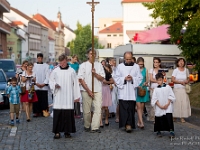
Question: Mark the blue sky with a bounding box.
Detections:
[8,0,122,31]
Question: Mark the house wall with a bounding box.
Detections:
[122,3,154,44]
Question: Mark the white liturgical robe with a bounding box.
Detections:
[113,63,143,101]
[33,63,49,91]
[49,67,80,109]
[151,85,176,117]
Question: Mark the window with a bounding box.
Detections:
[104,24,106,27]
[113,35,117,37]
[159,57,178,69]
[107,35,111,37]
[107,43,111,48]
[119,34,123,37]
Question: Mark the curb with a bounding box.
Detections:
[191,107,200,114]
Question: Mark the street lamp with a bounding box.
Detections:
[7,47,13,59]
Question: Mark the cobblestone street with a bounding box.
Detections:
[0,108,200,150]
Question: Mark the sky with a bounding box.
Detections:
[7,0,122,31]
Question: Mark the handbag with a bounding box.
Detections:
[20,71,26,94]
[43,110,50,117]
[185,69,191,94]
[21,86,26,94]
[137,86,146,97]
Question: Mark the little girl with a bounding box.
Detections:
[151,73,176,138]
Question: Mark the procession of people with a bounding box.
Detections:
[9,50,192,139]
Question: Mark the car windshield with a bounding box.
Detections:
[0,71,6,82]
[0,61,15,72]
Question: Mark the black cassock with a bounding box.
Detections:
[119,100,136,129]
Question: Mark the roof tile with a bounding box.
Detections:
[99,22,123,34]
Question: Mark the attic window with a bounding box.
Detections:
[117,28,120,30]
[106,28,110,30]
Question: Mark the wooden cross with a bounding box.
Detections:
[86,0,100,94]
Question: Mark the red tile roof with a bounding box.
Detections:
[122,0,154,3]
[51,21,65,29]
[9,21,25,26]
[33,13,64,31]
[99,22,123,34]
[33,13,55,30]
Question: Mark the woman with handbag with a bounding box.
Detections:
[100,63,114,127]
[21,62,38,122]
[136,57,149,129]
[16,60,28,111]
[171,58,191,123]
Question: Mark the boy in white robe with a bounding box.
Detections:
[49,54,80,139]
[151,73,176,138]
[33,53,49,117]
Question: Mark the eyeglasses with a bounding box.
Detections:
[154,61,159,63]
[138,64,144,66]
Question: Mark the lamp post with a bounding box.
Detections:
[86,0,99,94]
[7,47,13,59]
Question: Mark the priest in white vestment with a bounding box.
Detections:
[151,72,176,137]
[113,52,142,133]
[49,54,80,139]
[33,53,49,117]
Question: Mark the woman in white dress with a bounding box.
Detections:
[171,58,191,123]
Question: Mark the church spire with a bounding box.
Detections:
[57,7,62,30]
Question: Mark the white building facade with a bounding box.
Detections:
[122,0,155,44]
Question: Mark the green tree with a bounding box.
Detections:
[68,21,105,62]
[143,0,200,70]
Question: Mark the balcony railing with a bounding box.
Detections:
[0,19,10,34]
[0,0,10,12]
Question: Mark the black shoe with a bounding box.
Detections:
[84,127,90,132]
[90,129,101,133]
[105,122,109,126]
[64,133,72,138]
[27,119,30,122]
[54,133,60,139]
[157,131,162,137]
[169,131,175,138]
[100,125,104,128]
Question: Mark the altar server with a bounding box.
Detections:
[49,54,80,139]
[151,72,176,138]
[33,53,49,117]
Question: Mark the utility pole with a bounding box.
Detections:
[86,0,99,94]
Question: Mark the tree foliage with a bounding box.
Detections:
[68,21,105,62]
[143,0,200,70]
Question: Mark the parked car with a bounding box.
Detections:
[0,59,16,79]
[0,69,9,109]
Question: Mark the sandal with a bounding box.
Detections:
[115,119,119,123]
[64,133,71,138]
[54,133,60,139]
[181,118,186,123]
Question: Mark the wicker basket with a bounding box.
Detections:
[137,86,146,97]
